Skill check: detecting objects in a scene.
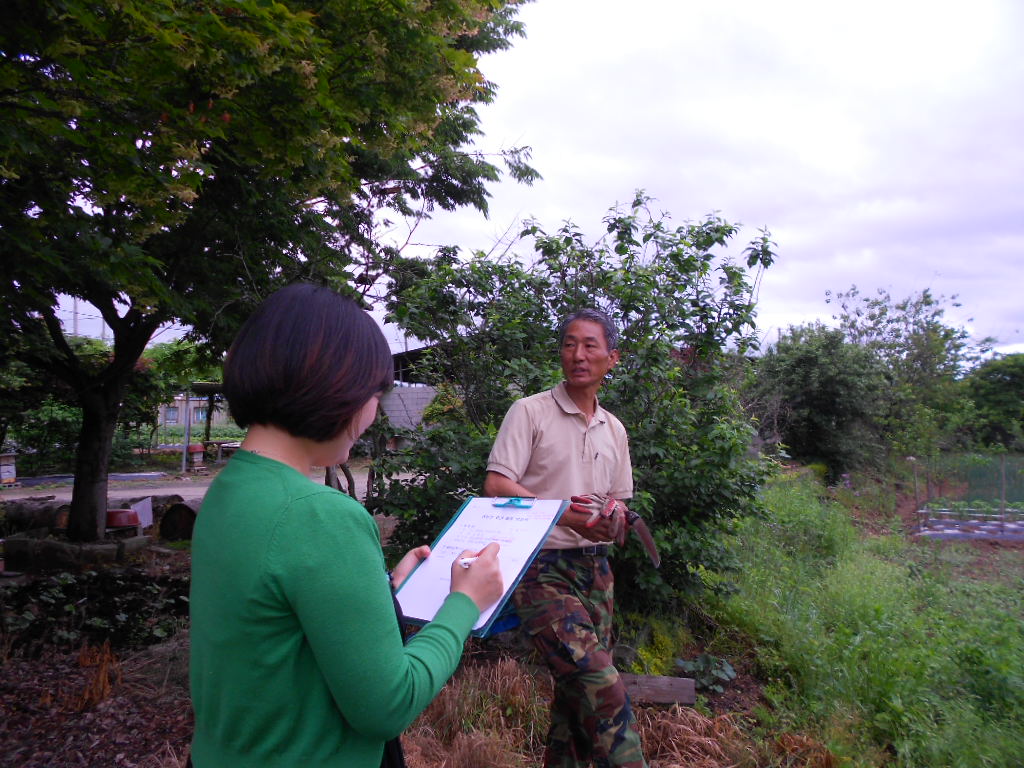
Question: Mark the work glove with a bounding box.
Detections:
[568,493,661,568]
[569,493,628,545]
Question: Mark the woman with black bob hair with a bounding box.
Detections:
[189,283,502,768]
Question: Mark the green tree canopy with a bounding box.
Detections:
[748,323,886,480]
[965,353,1024,450]
[828,286,986,459]
[0,0,534,540]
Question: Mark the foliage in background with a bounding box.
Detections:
[0,356,48,453]
[711,474,1024,767]
[750,288,997,480]
[964,353,1024,450]
[145,340,228,444]
[9,398,82,476]
[373,194,776,612]
[6,338,228,474]
[1,0,534,540]
[746,323,886,481]
[828,287,987,461]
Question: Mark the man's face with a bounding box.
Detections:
[560,319,620,389]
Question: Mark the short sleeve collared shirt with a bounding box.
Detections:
[487,381,633,549]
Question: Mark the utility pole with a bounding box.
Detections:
[181,390,192,474]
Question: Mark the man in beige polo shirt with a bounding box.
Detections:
[484,308,647,768]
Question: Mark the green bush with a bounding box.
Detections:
[714,475,1024,766]
[747,324,886,481]
[616,613,692,677]
[375,196,775,611]
[676,653,736,693]
[9,397,81,475]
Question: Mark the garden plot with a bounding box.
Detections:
[914,502,1024,541]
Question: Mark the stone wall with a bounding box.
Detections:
[380,385,437,431]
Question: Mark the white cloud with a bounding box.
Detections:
[406,0,1024,350]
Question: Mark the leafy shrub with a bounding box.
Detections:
[0,568,190,659]
[617,614,692,676]
[747,324,886,481]
[371,420,497,560]
[9,397,81,475]
[375,196,775,612]
[713,474,1024,766]
[676,653,736,693]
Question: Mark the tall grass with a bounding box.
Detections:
[713,475,1024,767]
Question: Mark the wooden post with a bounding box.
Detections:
[1001,454,1007,535]
[619,674,696,706]
[908,457,922,529]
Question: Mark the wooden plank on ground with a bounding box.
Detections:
[620,673,696,705]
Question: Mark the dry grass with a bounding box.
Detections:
[146,651,837,768]
[74,641,123,711]
[143,742,190,768]
[636,705,759,768]
[771,732,840,768]
[404,655,838,768]
[405,655,550,767]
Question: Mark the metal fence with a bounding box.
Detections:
[908,452,1024,505]
[910,453,1024,541]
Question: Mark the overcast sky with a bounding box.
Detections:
[401,0,1024,354]
[59,0,1023,356]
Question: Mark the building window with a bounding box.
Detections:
[165,407,179,425]
[194,407,207,424]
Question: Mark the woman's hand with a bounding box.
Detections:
[449,542,503,612]
[391,545,431,589]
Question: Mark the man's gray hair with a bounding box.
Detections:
[558,308,619,351]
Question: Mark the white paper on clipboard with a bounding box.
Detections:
[395,497,566,634]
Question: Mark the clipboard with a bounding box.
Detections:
[395,496,567,637]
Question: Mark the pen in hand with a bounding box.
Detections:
[451,542,503,612]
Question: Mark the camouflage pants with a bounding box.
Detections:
[513,549,647,768]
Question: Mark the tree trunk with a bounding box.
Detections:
[66,392,120,542]
[160,501,198,541]
[27,304,160,543]
[203,393,215,444]
[364,431,388,508]
[324,464,356,497]
[2,497,68,532]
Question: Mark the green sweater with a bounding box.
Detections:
[189,450,478,767]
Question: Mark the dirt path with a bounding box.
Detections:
[0,463,373,505]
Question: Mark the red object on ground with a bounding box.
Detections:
[106,509,140,527]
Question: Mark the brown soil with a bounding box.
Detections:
[1,545,194,768]
[1,539,767,768]
[702,658,765,718]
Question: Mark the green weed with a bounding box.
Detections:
[0,568,190,658]
[676,653,736,693]
[618,613,692,676]
[713,474,1024,767]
